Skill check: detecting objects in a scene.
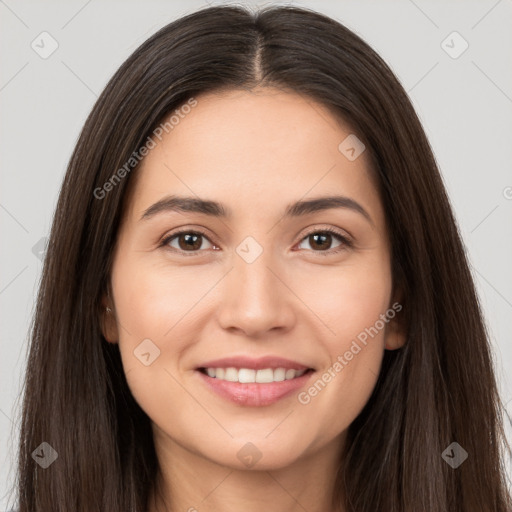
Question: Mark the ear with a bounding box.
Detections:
[384,291,406,351]
[99,292,119,344]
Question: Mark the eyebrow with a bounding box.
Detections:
[140,194,374,226]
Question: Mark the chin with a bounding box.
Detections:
[199,436,311,471]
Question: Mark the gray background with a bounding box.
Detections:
[1,0,511,508]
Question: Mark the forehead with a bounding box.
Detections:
[123,87,384,228]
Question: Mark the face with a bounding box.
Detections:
[101,87,405,470]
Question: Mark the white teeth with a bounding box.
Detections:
[255,368,274,383]
[273,368,286,382]
[224,367,238,382]
[203,367,308,383]
[285,369,296,380]
[238,368,256,383]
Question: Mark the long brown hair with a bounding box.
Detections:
[11,5,511,511]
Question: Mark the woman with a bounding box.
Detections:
[12,4,511,512]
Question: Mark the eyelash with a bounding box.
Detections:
[159,227,353,257]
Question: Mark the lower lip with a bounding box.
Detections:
[196,370,314,407]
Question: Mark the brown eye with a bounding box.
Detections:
[163,231,214,253]
[297,229,352,254]
[307,233,334,251]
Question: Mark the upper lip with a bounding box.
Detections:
[197,356,313,371]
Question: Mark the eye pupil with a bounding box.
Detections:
[179,233,202,251]
[310,233,331,250]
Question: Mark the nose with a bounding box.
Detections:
[216,251,297,338]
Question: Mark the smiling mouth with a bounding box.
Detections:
[197,367,315,383]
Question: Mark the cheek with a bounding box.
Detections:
[292,253,393,344]
[291,256,391,435]
[111,256,211,350]
[110,254,219,398]
[109,257,206,428]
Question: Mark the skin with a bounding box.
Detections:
[100,87,406,512]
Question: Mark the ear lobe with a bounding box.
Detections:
[384,293,406,351]
[99,294,119,343]
[384,324,406,350]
